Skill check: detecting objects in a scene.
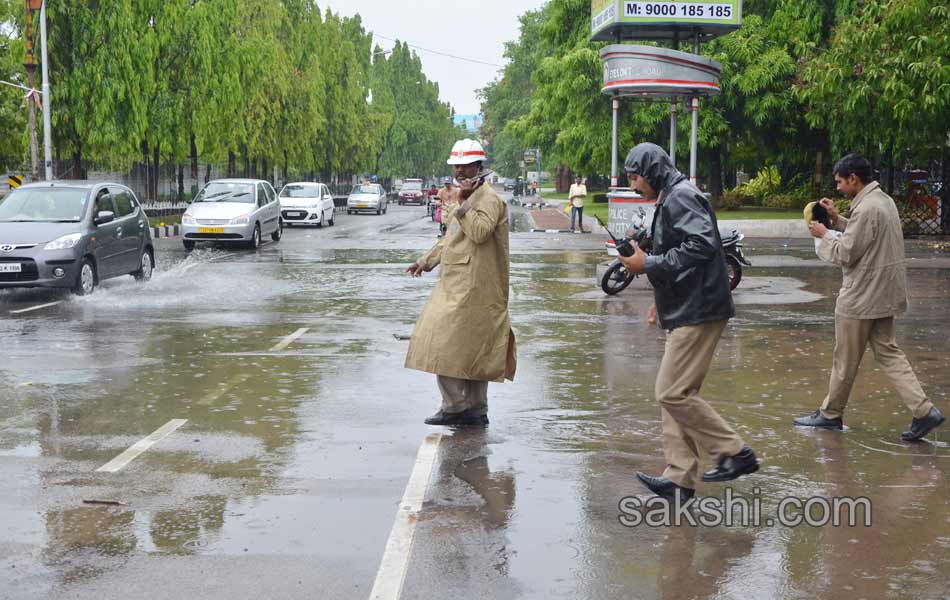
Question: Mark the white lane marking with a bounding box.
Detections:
[10,301,63,314]
[96,419,188,473]
[369,433,442,600]
[270,327,309,352]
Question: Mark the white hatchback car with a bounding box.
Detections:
[278,182,336,227]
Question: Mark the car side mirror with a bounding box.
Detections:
[94,210,115,225]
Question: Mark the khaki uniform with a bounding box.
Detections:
[817,182,933,419]
[657,320,746,488]
[406,184,517,413]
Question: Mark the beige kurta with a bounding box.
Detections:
[819,181,908,319]
[405,184,517,382]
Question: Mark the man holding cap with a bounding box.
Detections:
[617,142,758,503]
[405,139,517,426]
[794,153,944,441]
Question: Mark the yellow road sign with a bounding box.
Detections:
[8,175,22,189]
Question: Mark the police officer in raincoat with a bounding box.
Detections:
[405,139,517,426]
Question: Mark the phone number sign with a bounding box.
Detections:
[591,0,742,40]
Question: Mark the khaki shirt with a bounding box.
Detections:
[819,181,908,319]
[569,183,587,208]
[406,184,516,382]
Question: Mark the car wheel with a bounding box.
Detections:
[249,224,261,249]
[73,258,97,296]
[328,212,334,226]
[376,206,382,215]
[383,204,388,214]
[133,249,154,282]
[183,240,195,252]
[271,219,282,242]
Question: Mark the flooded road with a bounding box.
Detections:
[1,202,948,599]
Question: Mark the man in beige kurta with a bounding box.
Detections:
[406,139,516,427]
[795,153,944,442]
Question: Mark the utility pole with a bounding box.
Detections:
[39,0,53,180]
[24,0,42,181]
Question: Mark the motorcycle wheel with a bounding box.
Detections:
[725,254,742,290]
[601,260,636,295]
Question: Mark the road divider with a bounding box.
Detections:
[369,433,442,600]
[96,419,188,473]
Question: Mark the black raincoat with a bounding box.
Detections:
[624,143,734,330]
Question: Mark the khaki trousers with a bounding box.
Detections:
[437,375,489,415]
[820,316,932,420]
[656,320,745,488]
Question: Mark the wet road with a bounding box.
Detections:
[1,201,949,599]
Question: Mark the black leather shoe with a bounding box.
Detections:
[424,409,488,427]
[702,447,760,482]
[635,472,694,502]
[793,410,843,430]
[901,407,945,442]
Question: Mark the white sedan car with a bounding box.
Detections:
[278,182,336,227]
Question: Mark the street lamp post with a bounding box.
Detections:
[39,0,53,180]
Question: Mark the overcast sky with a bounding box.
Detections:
[321,0,545,115]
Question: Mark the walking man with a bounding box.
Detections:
[618,143,758,502]
[405,139,517,427]
[568,176,587,233]
[794,154,944,441]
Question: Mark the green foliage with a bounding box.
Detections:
[714,189,748,211]
[737,166,782,203]
[2,0,457,182]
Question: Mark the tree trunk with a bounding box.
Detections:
[227,151,236,178]
[177,163,184,203]
[723,143,736,189]
[709,146,723,200]
[205,163,212,185]
[942,147,950,234]
[152,141,160,201]
[190,135,198,181]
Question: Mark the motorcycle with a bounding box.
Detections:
[599,208,750,295]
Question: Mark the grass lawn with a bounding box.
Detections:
[538,192,801,222]
[148,214,182,227]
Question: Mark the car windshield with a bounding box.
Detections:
[280,185,320,198]
[0,188,89,222]
[194,182,255,203]
[352,185,377,194]
[403,181,422,191]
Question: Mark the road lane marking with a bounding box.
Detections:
[270,327,309,352]
[369,433,442,600]
[96,419,188,473]
[10,301,63,314]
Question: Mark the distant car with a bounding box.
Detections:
[278,182,335,227]
[0,181,154,296]
[398,179,425,205]
[181,179,282,251]
[503,179,515,191]
[347,184,388,215]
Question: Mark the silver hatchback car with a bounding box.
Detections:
[181,179,283,250]
[346,184,388,215]
[0,181,154,295]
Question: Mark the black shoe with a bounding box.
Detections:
[424,409,488,427]
[702,447,760,482]
[793,410,843,430]
[901,407,945,442]
[635,472,695,502]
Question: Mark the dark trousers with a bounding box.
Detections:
[570,206,584,231]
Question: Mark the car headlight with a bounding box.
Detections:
[182,214,196,225]
[230,214,250,225]
[44,233,83,251]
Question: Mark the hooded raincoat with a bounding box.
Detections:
[405,184,517,382]
[624,143,735,330]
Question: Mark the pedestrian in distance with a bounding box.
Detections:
[405,139,517,427]
[794,153,945,441]
[568,176,587,233]
[617,142,759,504]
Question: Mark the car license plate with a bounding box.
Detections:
[199,227,225,234]
[357,204,368,209]
[0,264,22,273]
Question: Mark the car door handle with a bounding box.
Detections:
[116,228,123,238]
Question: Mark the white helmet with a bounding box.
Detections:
[446,139,486,165]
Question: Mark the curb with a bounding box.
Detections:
[152,225,181,239]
